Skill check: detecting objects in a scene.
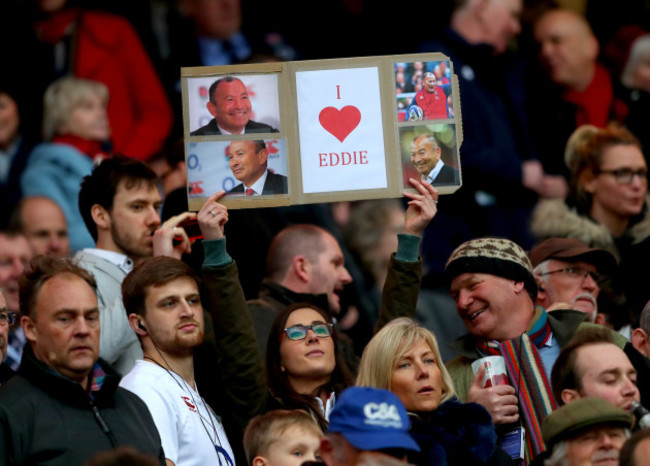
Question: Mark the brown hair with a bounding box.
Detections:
[243,409,322,465]
[550,325,616,405]
[19,256,97,319]
[122,256,200,318]
[265,225,329,282]
[265,302,353,431]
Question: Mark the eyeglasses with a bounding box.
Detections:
[282,323,333,341]
[0,311,16,326]
[597,168,648,184]
[538,266,605,284]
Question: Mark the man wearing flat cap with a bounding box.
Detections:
[540,397,633,466]
[443,237,636,461]
[530,237,617,324]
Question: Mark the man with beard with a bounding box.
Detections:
[120,255,236,466]
[76,156,194,375]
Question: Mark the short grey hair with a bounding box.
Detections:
[545,440,569,466]
[639,299,650,333]
[42,76,109,141]
[622,35,650,87]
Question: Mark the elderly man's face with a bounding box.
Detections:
[208,79,252,134]
[410,136,441,178]
[22,273,100,388]
[450,272,530,341]
[565,425,627,466]
[423,75,438,93]
[227,140,267,188]
[538,259,600,319]
[568,343,640,411]
[534,9,598,90]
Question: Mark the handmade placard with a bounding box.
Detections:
[181,53,462,210]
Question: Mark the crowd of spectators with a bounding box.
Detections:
[3,0,650,465]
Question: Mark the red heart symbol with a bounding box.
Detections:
[318,106,361,143]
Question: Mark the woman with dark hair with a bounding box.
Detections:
[265,302,354,431]
[531,124,650,319]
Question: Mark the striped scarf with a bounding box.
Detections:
[475,307,557,460]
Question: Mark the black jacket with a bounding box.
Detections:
[0,345,165,465]
[228,170,288,195]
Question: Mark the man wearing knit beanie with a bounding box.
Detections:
[444,237,595,462]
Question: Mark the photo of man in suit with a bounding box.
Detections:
[227,140,287,196]
[190,77,279,136]
[410,133,459,186]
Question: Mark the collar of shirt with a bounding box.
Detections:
[424,159,445,184]
[244,169,268,195]
[82,248,134,274]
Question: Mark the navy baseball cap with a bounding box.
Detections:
[327,387,420,452]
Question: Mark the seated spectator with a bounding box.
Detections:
[0,256,165,464]
[527,8,628,178]
[320,387,420,466]
[24,0,172,159]
[356,317,506,465]
[550,326,642,409]
[531,124,650,319]
[243,409,322,466]
[619,428,650,466]
[21,76,110,253]
[529,237,617,323]
[9,196,70,258]
[0,80,37,226]
[539,397,633,466]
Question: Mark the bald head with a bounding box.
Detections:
[534,9,599,91]
[15,197,70,258]
[266,225,329,282]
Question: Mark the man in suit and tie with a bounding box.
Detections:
[410,133,459,186]
[227,140,287,196]
[190,77,279,136]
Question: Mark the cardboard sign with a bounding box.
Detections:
[181,53,463,210]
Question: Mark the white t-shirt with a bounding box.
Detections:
[120,360,235,466]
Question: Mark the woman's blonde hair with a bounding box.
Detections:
[42,75,109,141]
[356,317,455,406]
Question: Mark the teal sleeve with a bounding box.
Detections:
[202,238,233,268]
[394,233,421,263]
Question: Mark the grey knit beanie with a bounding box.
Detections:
[445,237,538,301]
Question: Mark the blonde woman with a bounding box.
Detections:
[357,318,511,466]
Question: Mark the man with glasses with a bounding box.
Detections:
[0,289,16,385]
[529,237,617,323]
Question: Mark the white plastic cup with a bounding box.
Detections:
[471,355,508,388]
